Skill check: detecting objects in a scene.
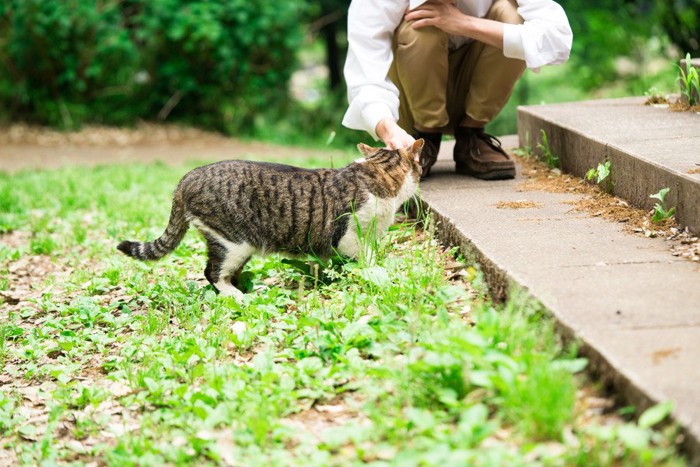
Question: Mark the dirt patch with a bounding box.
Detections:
[496,200,544,210]
[0,230,31,250]
[568,196,699,262]
[646,96,700,113]
[652,347,682,366]
[669,101,700,113]
[688,168,700,175]
[517,157,590,195]
[515,154,700,263]
[3,253,72,306]
[0,122,230,148]
[564,195,652,231]
[0,123,348,174]
[281,396,369,445]
[644,95,670,106]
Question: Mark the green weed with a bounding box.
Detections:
[512,131,533,159]
[644,86,669,105]
[587,160,611,184]
[536,129,560,169]
[650,188,676,223]
[678,53,700,106]
[586,159,614,193]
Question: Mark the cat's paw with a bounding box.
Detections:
[216,282,245,302]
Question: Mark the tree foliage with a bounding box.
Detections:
[0,0,305,130]
[0,0,698,136]
[566,0,699,90]
[0,0,139,126]
[655,0,700,53]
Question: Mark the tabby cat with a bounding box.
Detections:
[117,139,424,300]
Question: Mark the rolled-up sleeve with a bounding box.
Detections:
[502,0,572,69]
[342,0,406,139]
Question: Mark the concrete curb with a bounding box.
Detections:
[517,97,700,234]
[426,200,700,465]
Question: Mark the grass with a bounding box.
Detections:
[0,155,685,465]
[678,53,700,106]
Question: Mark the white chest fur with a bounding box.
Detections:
[336,172,418,261]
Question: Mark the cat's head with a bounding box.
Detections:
[356,139,425,183]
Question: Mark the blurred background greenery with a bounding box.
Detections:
[0,0,698,147]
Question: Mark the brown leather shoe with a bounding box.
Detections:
[413,131,442,179]
[453,127,515,180]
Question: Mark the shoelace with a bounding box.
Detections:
[474,130,508,158]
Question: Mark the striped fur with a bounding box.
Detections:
[117,140,424,299]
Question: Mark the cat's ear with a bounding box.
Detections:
[410,139,425,163]
[357,143,378,156]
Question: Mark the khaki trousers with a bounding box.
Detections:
[388,0,526,134]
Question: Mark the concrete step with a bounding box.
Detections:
[422,135,700,464]
[517,97,700,234]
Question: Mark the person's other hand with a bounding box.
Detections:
[375,118,415,150]
[405,1,466,36]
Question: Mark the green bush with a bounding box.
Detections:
[0,0,306,131]
[133,0,305,131]
[0,0,139,128]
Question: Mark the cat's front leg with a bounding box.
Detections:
[337,229,376,265]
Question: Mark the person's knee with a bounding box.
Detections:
[395,20,447,51]
[487,0,523,25]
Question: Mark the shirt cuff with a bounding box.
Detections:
[362,102,395,141]
[503,23,526,62]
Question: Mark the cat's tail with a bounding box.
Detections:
[117,194,189,261]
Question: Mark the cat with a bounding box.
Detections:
[117,139,424,300]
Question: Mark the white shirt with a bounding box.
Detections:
[342,0,573,139]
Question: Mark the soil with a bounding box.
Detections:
[496,200,544,210]
[644,95,700,113]
[515,154,700,263]
[669,101,700,113]
[0,123,347,173]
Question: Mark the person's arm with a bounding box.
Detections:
[405,0,572,69]
[342,0,415,148]
[502,0,572,68]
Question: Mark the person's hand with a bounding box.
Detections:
[405,1,467,36]
[375,118,415,150]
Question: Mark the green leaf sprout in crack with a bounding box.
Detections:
[513,131,533,159]
[586,160,611,185]
[536,129,560,169]
[586,160,614,193]
[678,52,700,106]
[650,188,676,223]
[644,86,668,105]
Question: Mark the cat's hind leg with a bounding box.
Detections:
[204,238,254,301]
[196,223,254,301]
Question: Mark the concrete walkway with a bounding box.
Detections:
[518,97,700,233]
[421,134,700,464]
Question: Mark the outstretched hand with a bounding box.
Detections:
[376,118,415,150]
